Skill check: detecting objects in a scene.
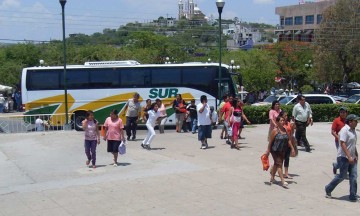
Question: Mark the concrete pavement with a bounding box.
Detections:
[0,123,359,216]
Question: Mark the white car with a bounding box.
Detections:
[252,94,287,106]
[279,94,337,105]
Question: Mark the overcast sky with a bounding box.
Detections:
[0,0,298,42]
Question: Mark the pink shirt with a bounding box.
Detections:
[158,103,167,117]
[104,117,124,141]
[269,109,281,131]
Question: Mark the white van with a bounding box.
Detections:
[279,94,337,105]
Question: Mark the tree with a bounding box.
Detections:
[316,0,360,89]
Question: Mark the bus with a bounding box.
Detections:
[21,61,239,131]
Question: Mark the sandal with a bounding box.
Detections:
[230,144,240,150]
[282,181,289,188]
[270,178,275,184]
[284,175,293,179]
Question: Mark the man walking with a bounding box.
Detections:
[197,95,212,149]
[331,106,348,174]
[325,114,359,202]
[124,93,141,141]
[292,95,313,152]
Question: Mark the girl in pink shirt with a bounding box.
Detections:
[82,110,100,168]
[103,109,125,167]
[268,100,281,140]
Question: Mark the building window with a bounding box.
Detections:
[294,16,303,25]
[317,14,322,24]
[280,17,284,26]
[285,17,293,26]
[305,15,314,24]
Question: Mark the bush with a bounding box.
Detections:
[243,104,360,124]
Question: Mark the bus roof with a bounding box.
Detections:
[24,61,230,70]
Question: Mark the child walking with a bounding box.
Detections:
[141,103,160,150]
[82,110,100,168]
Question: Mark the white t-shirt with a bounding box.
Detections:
[146,110,160,127]
[338,124,358,158]
[197,103,211,126]
[35,118,44,131]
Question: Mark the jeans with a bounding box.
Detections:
[84,140,97,165]
[126,116,138,138]
[325,157,358,200]
[190,118,197,133]
[295,120,310,151]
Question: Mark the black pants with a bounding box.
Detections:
[126,116,138,139]
[295,120,310,151]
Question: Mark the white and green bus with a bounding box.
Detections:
[21,61,239,130]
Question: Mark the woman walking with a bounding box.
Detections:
[103,109,125,167]
[172,94,187,132]
[265,115,295,188]
[82,110,100,168]
[227,98,243,150]
[281,110,296,179]
[268,100,281,140]
[141,103,160,150]
[156,99,167,134]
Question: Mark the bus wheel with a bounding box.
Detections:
[73,111,86,131]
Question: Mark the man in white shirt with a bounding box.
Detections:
[292,95,313,152]
[197,95,212,149]
[325,114,359,202]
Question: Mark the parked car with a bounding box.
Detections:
[344,94,360,104]
[252,94,287,106]
[279,94,337,105]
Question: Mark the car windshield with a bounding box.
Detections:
[345,95,360,103]
[264,95,277,103]
[279,96,294,105]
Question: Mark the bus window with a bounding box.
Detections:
[89,68,120,88]
[27,69,61,90]
[61,69,89,89]
[151,67,181,87]
[182,67,215,95]
[121,68,150,88]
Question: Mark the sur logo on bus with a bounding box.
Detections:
[149,88,178,99]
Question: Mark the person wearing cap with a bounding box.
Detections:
[197,95,212,149]
[292,95,313,152]
[330,106,348,174]
[325,114,359,202]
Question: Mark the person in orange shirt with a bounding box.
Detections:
[280,110,296,179]
[331,106,348,174]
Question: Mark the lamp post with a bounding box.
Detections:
[165,57,170,64]
[216,0,225,102]
[59,0,69,130]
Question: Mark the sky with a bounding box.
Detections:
[0,0,300,42]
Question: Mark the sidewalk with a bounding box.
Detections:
[0,123,359,216]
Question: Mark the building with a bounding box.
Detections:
[178,0,206,24]
[275,0,336,42]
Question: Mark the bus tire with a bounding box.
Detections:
[73,111,86,131]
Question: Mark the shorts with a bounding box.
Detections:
[107,140,121,153]
[198,125,212,141]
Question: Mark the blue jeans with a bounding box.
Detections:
[325,157,358,200]
[190,118,197,133]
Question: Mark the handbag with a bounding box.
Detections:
[261,154,270,171]
[118,141,126,155]
[227,125,233,137]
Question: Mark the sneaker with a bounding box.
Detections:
[141,143,146,149]
[113,163,118,167]
[146,145,151,150]
[332,162,337,175]
[226,140,232,145]
[349,197,359,202]
[132,136,136,141]
[127,136,130,141]
[86,160,90,166]
[201,145,206,149]
[325,189,332,199]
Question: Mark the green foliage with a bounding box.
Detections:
[300,85,314,94]
[243,104,360,124]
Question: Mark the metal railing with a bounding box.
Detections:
[0,113,74,134]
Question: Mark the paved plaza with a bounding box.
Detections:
[0,122,359,216]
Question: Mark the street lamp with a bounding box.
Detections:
[216,0,225,102]
[165,57,170,64]
[59,0,70,130]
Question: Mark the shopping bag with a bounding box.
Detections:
[100,126,106,138]
[227,126,233,137]
[261,154,270,171]
[118,141,126,155]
